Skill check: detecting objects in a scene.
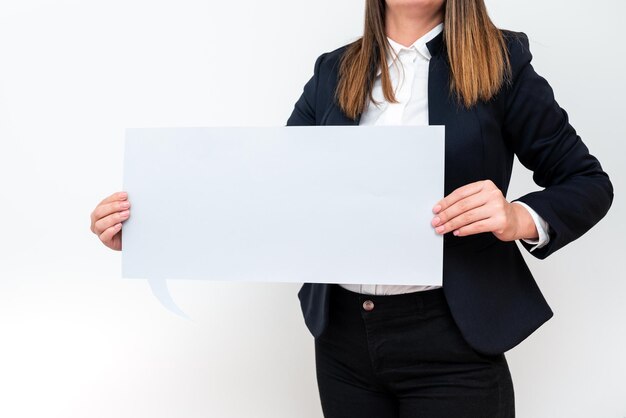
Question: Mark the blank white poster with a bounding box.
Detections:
[122,126,445,285]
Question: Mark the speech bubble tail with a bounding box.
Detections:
[147,278,191,320]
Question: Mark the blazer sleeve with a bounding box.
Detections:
[502,31,614,259]
[285,52,328,127]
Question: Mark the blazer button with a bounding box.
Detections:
[362,300,375,311]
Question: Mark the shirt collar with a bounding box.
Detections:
[376,22,444,76]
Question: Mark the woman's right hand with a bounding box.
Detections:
[90,191,131,251]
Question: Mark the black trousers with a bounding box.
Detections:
[314,285,515,418]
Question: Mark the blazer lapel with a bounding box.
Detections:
[426,31,448,127]
[321,102,360,126]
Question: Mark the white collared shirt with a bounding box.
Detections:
[340,23,550,296]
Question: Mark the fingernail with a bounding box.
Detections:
[121,201,130,208]
[453,230,459,236]
[432,205,441,214]
[120,192,128,199]
[432,217,441,226]
[435,226,445,233]
[120,210,130,216]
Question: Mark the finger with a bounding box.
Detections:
[97,191,128,206]
[93,209,130,235]
[99,222,123,246]
[451,218,495,237]
[432,192,488,227]
[433,181,485,214]
[91,200,131,233]
[434,205,492,235]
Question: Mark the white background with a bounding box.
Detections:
[0,0,624,417]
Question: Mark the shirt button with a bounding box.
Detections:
[362,300,375,311]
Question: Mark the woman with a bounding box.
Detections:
[90,0,613,416]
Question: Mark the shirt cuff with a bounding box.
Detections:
[511,200,551,252]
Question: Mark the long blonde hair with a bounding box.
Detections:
[336,0,512,120]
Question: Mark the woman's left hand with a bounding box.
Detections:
[431,179,538,242]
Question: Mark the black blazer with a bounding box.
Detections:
[285,29,614,355]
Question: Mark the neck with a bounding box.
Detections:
[385,6,443,47]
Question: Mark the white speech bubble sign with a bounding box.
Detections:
[122,126,445,315]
